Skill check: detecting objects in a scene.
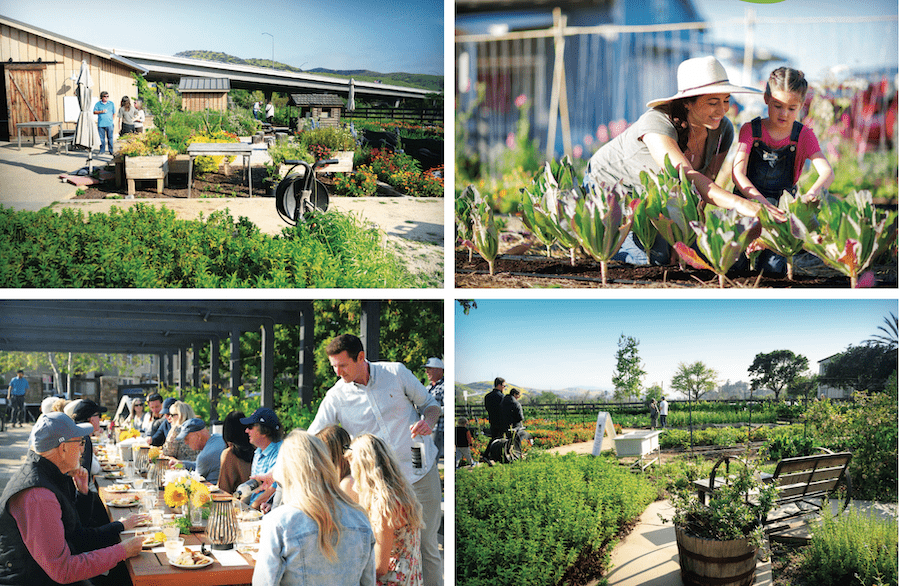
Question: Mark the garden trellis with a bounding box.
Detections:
[456,10,898,175]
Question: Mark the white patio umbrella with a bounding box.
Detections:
[72,60,100,170]
[347,78,356,111]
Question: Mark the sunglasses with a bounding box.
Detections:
[64,437,86,446]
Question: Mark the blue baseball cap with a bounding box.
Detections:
[240,407,280,430]
[33,412,93,453]
[176,418,206,440]
[162,398,176,412]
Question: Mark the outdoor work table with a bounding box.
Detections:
[95,474,255,586]
[186,142,254,196]
[16,121,64,149]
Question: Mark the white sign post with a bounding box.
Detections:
[591,411,617,456]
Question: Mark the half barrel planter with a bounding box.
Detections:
[674,526,759,586]
[125,155,169,196]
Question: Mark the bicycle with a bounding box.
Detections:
[275,158,338,225]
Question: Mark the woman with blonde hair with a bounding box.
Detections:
[252,430,375,586]
[315,425,358,501]
[119,95,136,135]
[348,434,423,586]
[162,401,199,461]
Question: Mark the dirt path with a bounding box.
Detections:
[51,196,444,280]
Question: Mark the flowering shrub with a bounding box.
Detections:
[307,143,332,162]
[186,130,240,174]
[335,165,378,197]
[362,149,443,197]
[117,129,176,159]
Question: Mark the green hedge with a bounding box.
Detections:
[456,452,656,586]
[0,204,422,288]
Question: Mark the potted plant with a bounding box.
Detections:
[665,455,777,586]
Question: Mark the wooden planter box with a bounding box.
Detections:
[168,154,190,176]
[317,150,353,173]
[125,155,169,196]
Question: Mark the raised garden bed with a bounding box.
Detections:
[455,250,898,288]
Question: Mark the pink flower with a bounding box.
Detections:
[609,119,629,138]
[583,134,594,146]
[596,124,609,143]
[515,94,527,108]
[573,145,583,159]
[506,132,516,149]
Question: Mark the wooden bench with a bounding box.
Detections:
[694,448,852,536]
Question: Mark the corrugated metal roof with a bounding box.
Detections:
[178,77,231,92]
[289,93,345,107]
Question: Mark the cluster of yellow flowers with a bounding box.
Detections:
[148,446,161,462]
[118,428,140,442]
[164,476,211,509]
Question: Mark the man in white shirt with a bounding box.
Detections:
[308,334,443,586]
[659,397,669,428]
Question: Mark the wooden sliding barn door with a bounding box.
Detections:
[5,64,49,139]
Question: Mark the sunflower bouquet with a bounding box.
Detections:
[118,428,140,442]
[148,446,161,462]
[164,472,212,532]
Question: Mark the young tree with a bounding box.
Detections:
[747,349,809,401]
[643,384,664,402]
[611,334,646,402]
[670,361,718,402]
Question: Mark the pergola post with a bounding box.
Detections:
[192,342,201,389]
[298,304,315,406]
[361,301,381,361]
[209,338,220,423]
[261,322,275,409]
[179,348,187,389]
[157,354,165,388]
[230,328,241,396]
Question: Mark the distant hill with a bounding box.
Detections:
[456,382,610,404]
[173,51,442,92]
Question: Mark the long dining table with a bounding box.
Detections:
[95,471,256,586]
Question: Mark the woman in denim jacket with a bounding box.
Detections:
[252,430,375,586]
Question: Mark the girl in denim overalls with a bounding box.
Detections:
[733,67,834,274]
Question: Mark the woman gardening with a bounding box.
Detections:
[585,56,786,265]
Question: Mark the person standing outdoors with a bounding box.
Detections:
[659,397,669,428]
[649,399,659,430]
[500,387,524,437]
[484,378,506,440]
[265,101,275,125]
[7,370,29,427]
[307,334,443,586]
[92,91,115,155]
[423,358,444,460]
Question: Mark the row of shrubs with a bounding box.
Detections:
[456,452,656,586]
[0,204,426,288]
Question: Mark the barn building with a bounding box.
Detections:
[0,15,146,142]
[178,77,231,112]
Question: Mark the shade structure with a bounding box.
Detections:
[347,77,356,111]
[72,60,99,165]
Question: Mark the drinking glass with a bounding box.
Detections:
[163,539,184,562]
[132,477,145,490]
[162,525,180,541]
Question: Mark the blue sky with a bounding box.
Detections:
[4,0,443,75]
[455,299,898,395]
[692,0,897,81]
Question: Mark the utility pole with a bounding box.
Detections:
[262,33,274,69]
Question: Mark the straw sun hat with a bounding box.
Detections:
[646,56,761,109]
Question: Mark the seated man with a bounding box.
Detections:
[170,417,226,483]
[0,412,143,585]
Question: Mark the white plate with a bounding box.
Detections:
[168,555,214,569]
[108,500,140,507]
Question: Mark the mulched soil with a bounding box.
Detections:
[73,166,273,199]
[456,250,899,288]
